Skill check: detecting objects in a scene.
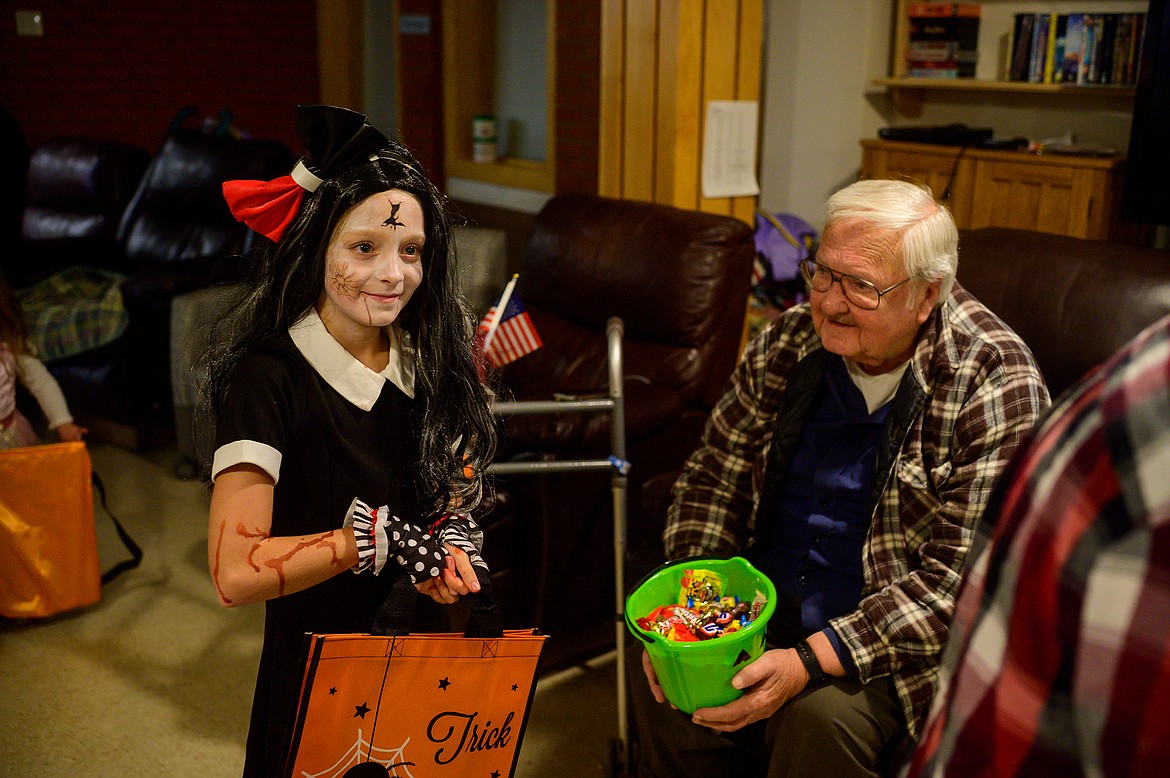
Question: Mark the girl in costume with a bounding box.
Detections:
[205,105,497,776]
[0,274,86,448]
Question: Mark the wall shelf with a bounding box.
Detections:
[881,0,1145,116]
[874,75,1135,115]
[441,0,557,194]
[872,76,1135,95]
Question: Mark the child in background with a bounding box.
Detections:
[0,274,86,449]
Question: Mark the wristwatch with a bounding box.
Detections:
[794,639,826,684]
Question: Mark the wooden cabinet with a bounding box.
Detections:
[860,139,1125,239]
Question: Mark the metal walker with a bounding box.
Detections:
[487,316,633,774]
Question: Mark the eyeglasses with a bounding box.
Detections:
[799,258,911,310]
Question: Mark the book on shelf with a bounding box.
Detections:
[907,2,980,79]
[1029,13,1051,83]
[1044,14,1067,84]
[1009,13,1035,81]
[1060,13,1085,83]
[1082,14,1099,83]
[1007,11,1145,86]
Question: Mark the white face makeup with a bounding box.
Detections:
[318,189,425,338]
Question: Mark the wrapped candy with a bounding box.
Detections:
[680,568,724,605]
[635,572,767,643]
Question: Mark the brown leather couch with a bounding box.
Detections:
[13,138,150,289]
[956,227,1170,400]
[479,193,756,671]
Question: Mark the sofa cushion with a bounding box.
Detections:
[957,227,1170,398]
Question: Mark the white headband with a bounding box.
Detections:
[290,159,324,193]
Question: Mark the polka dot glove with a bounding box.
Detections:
[435,514,485,570]
[344,498,448,582]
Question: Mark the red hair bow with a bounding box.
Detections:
[222,176,305,243]
[222,105,389,244]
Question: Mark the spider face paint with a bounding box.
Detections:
[319,189,424,332]
[382,200,405,229]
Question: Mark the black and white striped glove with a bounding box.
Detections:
[345,498,391,575]
[435,514,485,570]
[345,498,448,582]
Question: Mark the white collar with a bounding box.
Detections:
[289,308,416,410]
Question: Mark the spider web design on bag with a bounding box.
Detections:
[299,729,416,777]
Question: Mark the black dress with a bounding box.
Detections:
[215,328,423,777]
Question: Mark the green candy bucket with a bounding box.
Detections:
[625,556,776,714]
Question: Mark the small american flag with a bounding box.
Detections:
[478,289,542,368]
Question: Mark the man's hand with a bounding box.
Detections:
[641,649,674,707]
[690,647,808,732]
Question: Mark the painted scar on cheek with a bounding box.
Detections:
[327,260,362,299]
[382,200,405,229]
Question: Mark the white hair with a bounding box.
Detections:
[825,179,958,304]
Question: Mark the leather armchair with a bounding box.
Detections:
[13,138,150,288]
[15,128,293,447]
[480,193,756,670]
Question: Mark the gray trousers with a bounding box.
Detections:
[627,640,906,777]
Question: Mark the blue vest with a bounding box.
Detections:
[755,356,890,634]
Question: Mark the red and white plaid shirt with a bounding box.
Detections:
[908,314,1170,776]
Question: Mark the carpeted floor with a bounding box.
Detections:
[0,442,622,777]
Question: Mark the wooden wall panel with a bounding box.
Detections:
[697,0,739,216]
[621,3,659,201]
[599,0,761,223]
[731,0,764,225]
[655,0,704,209]
[317,0,364,111]
[599,0,626,196]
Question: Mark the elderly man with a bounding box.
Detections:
[630,179,1050,777]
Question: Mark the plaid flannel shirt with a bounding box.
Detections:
[665,284,1049,736]
[908,314,1170,776]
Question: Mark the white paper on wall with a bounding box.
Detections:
[702,100,761,199]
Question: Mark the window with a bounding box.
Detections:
[442,0,556,192]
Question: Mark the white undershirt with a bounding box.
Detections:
[844,358,910,414]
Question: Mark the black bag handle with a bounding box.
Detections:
[371,564,504,638]
[92,471,143,584]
